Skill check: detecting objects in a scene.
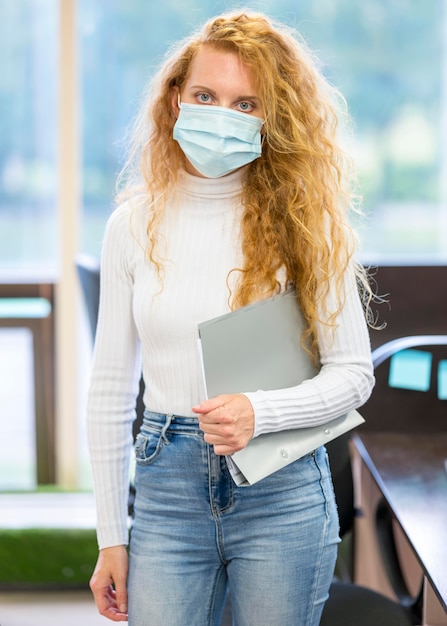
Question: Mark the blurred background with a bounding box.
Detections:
[0,0,446,600]
[0,0,447,612]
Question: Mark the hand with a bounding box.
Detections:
[89,545,129,622]
[192,394,254,455]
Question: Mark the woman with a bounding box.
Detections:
[87,10,375,626]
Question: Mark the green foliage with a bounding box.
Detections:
[0,528,97,588]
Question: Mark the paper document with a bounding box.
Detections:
[198,289,364,485]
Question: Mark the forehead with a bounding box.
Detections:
[184,46,258,93]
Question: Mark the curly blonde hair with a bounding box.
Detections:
[117,10,372,359]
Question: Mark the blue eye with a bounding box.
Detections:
[238,101,254,112]
[197,93,212,103]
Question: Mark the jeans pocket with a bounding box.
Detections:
[134,428,164,466]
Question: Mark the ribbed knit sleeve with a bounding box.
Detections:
[87,204,142,549]
[245,267,375,437]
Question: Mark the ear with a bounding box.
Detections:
[171,86,180,119]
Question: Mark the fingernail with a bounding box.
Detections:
[120,604,128,613]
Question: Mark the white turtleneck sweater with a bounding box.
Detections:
[87,168,375,549]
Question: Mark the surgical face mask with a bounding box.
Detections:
[173,101,264,178]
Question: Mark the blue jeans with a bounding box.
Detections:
[128,411,340,626]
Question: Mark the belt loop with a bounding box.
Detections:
[161,413,174,444]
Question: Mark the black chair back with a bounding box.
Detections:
[75,254,100,341]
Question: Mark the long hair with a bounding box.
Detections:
[117,10,373,358]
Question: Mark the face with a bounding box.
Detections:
[171,46,264,177]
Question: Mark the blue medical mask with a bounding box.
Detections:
[173,101,264,178]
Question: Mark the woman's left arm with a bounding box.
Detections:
[244,266,375,439]
[194,266,375,453]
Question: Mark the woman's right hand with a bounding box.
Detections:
[90,545,129,621]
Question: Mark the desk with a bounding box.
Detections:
[352,433,447,626]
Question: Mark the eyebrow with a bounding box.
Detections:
[189,85,260,101]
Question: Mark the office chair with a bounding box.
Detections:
[75,254,100,341]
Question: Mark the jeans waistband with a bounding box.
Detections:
[142,410,201,436]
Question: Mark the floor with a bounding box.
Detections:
[0,591,109,626]
[0,591,234,626]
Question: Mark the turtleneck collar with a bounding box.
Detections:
[177,166,246,198]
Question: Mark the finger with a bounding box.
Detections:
[93,585,118,615]
[94,587,128,622]
[192,395,227,414]
[102,607,129,622]
[199,406,235,427]
[213,442,242,456]
[202,429,229,444]
[202,426,243,452]
[199,416,235,437]
[105,577,128,618]
[114,588,128,617]
[199,413,225,430]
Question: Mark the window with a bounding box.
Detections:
[0,0,58,274]
[79,0,447,263]
[1,0,445,268]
